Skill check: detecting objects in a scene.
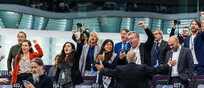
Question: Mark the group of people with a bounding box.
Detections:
[0,19,203,88]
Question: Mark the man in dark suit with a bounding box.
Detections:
[166,36,194,88]
[95,50,176,88]
[114,29,131,57]
[119,21,154,66]
[184,20,204,75]
[151,29,170,67]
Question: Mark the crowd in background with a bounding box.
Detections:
[0,13,204,88]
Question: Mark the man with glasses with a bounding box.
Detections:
[151,29,170,67]
[118,21,154,66]
[170,21,190,45]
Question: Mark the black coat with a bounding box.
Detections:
[118,28,154,66]
[151,40,170,66]
[101,62,170,88]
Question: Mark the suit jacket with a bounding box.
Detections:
[184,31,204,65]
[101,62,170,88]
[79,44,101,76]
[114,42,131,57]
[165,47,194,84]
[151,40,170,66]
[10,44,43,85]
[118,28,154,66]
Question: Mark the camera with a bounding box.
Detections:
[174,20,181,25]
[77,23,82,27]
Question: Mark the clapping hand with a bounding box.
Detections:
[96,55,105,63]
[119,50,126,59]
[95,60,104,71]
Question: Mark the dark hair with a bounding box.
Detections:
[17,31,27,38]
[80,29,90,44]
[121,29,129,33]
[98,39,114,61]
[53,54,60,67]
[31,58,44,66]
[16,40,34,63]
[183,26,190,30]
[58,42,75,64]
[191,20,201,28]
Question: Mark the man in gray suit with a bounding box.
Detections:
[151,29,170,67]
[166,36,194,88]
[96,50,176,88]
[79,32,101,76]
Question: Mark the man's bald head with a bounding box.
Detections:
[127,50,137,63]
[169,36,180,43]
[168,36,180,51]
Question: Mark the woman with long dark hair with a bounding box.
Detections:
[95,39,118,88]
[56,42,83,88]
[10,40,43,85]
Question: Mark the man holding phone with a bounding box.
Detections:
[24,58,53,88]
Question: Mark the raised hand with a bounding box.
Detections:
[33,40,38,45]
[72,30,77,34]
[137,21,147,29]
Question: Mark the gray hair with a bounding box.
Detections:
[127,50,137,62]
[153,29,163,38]
[31,58,44,66]
[128,31,139,38]
[153,29,163,35]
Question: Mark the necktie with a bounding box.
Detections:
[154,43,159,66]
[123,43,127,52]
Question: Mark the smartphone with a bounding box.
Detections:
[22,80,29,84]
[120,49,124,53]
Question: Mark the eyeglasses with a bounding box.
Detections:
[129,37,136,40]
[183,30,188,32]
[153,33,161,35]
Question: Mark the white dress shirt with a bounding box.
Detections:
[171,46,181,77]
[189,35,198,64]
[130,43,141,64]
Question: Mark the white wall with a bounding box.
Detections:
[0,28,170,70]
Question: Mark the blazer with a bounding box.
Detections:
[101,62,170,88]
[151,40,170,66]
[114,41,131,57]
[118,28,154,66]
[10,44,43,85]
[165,47,194,84]
[184,31,204,65]
[79,44,101,76]
[71,43,84,85]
